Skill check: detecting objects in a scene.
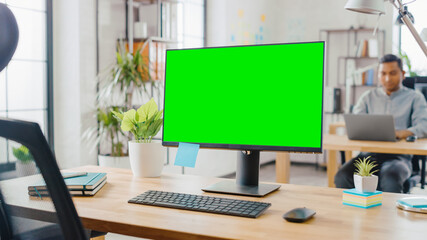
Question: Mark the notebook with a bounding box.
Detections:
[29,178,107,197]
[397,197,427,208]
[28,172,107,191]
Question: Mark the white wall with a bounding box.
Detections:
[207,0,393,48]
[53,0,97,168]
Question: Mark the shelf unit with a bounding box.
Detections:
[320,28,386,113]
[126,0,181,54]
[122,0,181,94]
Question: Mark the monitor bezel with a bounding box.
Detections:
[162,41,325,153]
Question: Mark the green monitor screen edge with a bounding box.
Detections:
[162,41,325,197]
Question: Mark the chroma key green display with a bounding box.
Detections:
[163,42,324,152]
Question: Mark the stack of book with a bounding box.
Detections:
[342,188,382,209]
[28,172,107,197]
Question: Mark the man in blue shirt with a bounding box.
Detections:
[334,54,427,193]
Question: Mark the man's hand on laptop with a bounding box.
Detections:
[395,130,414,140]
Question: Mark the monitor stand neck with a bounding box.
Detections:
[202,150,281,197]
[237,150,260,186]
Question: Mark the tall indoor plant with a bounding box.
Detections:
[112,98,165,177]
[84,42,153,168]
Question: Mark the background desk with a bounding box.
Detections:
[275,135,427,187]
[2,166,427,239]
[323,134,427,187]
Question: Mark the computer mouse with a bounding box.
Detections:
[282,207,316,223]
[406,135,417,142]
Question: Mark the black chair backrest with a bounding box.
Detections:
[0,118,87,240]
[403,76,427,100]
[401,77,427,191]
[402,77,415,89]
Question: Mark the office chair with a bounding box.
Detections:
[0,4,95,239]
[0,118,89,239]
[0,5,107,237]
[401,77,426,192]
[0,3,18,71]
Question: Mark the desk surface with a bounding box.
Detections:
[2,165,427,240]
[324,134,427,155]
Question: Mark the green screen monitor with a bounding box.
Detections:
[163,42,325,197]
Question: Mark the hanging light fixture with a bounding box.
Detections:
[344,0,385,14]
[345,0,427,58]
[395,6,414,25]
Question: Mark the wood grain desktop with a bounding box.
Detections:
[1,166,427,239]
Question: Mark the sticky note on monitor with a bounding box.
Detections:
[174,142,200,168]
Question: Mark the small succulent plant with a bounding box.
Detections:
[354,156,378,177]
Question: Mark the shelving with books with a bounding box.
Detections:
[320,28,385,114]
[124,0,181,82]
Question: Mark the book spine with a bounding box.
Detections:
[29,190,87,197]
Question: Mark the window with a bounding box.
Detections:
[179,0,205,48]
[400,0,427,75]
[0,0,52,166]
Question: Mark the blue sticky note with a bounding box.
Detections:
[174,143,200,168]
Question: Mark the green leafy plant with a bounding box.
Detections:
[84,41,155,156]
[98,106,126,156]
[12,145,34,164]
[398,50,417,77]
[354,156,378,177]
[112,98,163,143]
[82,106,128,157]
[99,41,153,110]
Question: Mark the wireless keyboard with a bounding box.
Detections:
[128,190,271,218]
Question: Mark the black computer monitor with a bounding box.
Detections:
[163,42,325,197]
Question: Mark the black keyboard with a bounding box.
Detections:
[128,190,271,218]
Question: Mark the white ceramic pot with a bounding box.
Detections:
[128,140,166,177]
[16,161,37,177]
[354,174,378,193]
[98,155,131,169]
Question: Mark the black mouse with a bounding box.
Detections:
[406,135,417,142]
[283,207,316,223]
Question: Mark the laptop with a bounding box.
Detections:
[343,114,397,142]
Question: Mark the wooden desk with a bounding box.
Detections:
[2,166,427,240]
[274,121,347,184]
[323,134,427,187]
[328,121,345,135]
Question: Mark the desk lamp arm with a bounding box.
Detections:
[391,0,427,58]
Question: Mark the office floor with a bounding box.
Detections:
[105,162,427,240]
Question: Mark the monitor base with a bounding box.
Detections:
[202,180,281,197]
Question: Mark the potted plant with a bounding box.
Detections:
[12,145,37,177]
[95,106,131,169]
[353,156,379,193]
[84,42,154,168]
[112,98,165,177]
